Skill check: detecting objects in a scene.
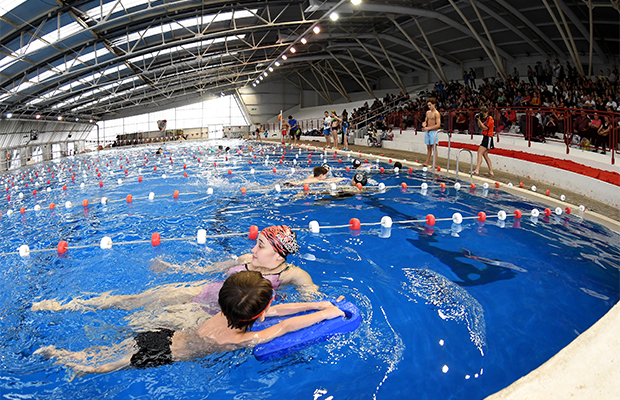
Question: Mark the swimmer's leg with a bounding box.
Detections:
[32,281,208,312]
[35,339,136,376]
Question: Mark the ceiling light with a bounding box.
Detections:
[264,71,268,77]
[282,54,288,60]
[259,75,263,80]
[330,12,339,21]
[290,47,296,53]
[351,0,362,5]
[35,114,41,119]
[6,113,12,119]
[256,79,260,84]
[300,38,307,45]
[57,115,63,121]
[313,26,321,34]
[275,61,280,67]
[269,67,274,72]
[89,119,93,123]
[252,83,256,87]
[75,117,79,122]
[221,92,225,96]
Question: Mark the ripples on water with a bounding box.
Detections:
[0,141,618,399]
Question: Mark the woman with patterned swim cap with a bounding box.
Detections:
[32,225,318,330]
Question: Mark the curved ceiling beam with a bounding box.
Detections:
[555,0,608,63]
[492,0,566,57]
[474,2,549,58]
[334,3,515,62]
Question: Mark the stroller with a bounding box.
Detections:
[367,129,389,147]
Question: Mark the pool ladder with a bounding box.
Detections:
[455,149,473,181]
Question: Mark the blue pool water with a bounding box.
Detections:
[0,140,618,399]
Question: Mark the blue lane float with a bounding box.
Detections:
[251,299,361,361]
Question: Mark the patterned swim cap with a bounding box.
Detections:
[353,159,362,169]
[353,172,368,186]
[260,225,300,258]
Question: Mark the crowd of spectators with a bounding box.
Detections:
[343,60,617,153]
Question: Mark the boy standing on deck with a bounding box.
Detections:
[422,98,441,167]
[323,111,332,148]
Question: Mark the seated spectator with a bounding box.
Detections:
[572,111,591,144]
[455,112,469,132]
[543,112,558,137]
[583,95,596,110]
[597,116,610,154]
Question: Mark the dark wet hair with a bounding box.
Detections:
[314,166,328,177]
[393,162,402,169]
[218,271,274,331]
[353,159,362,169]
[353,172,368,186]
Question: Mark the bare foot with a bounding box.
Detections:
[336,295,345,302]
[34,345,59,359]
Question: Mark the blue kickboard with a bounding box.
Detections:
[250,300,361,361]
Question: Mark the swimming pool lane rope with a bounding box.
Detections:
[1,143,584,258]
[2,143,579,215]
[7,207,574,258]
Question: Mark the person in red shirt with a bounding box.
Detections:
[473,107,495,177]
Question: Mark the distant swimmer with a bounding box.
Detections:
[285,166,347,186]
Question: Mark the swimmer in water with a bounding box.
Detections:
[32,226,319,330]
[34,271,345,375]
[284,165,347,186]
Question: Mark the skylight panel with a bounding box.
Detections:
[0,57,17,74]
[84,0,150,22]
[40,22,83,45]
[0,0,27,18]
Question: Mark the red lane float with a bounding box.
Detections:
[514,210,522,218]
[173,190,179,199]
[478,212,486,222]
[349,218,361,230]
[249,225,259,240]
[127,194,132,203]
[57,241,68,254]
[426,214,436,226]
[151,233,161,246]
[544,208,552,216]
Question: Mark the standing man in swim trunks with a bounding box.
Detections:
[323,111,332,148]
[473,107,495,177]
[422,98,441,167]
[288,115,298,146]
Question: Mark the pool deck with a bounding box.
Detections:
[263,137,620,400]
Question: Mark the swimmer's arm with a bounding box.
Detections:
[266,298,343,317]
[250,302,344,343]
[326,177,347,183]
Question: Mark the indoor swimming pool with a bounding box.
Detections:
[0,140,618,399]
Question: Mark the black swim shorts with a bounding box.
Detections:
[130,328,175,369]
[481,135,495,150]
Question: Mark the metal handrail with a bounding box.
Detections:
[455,148,473,181]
